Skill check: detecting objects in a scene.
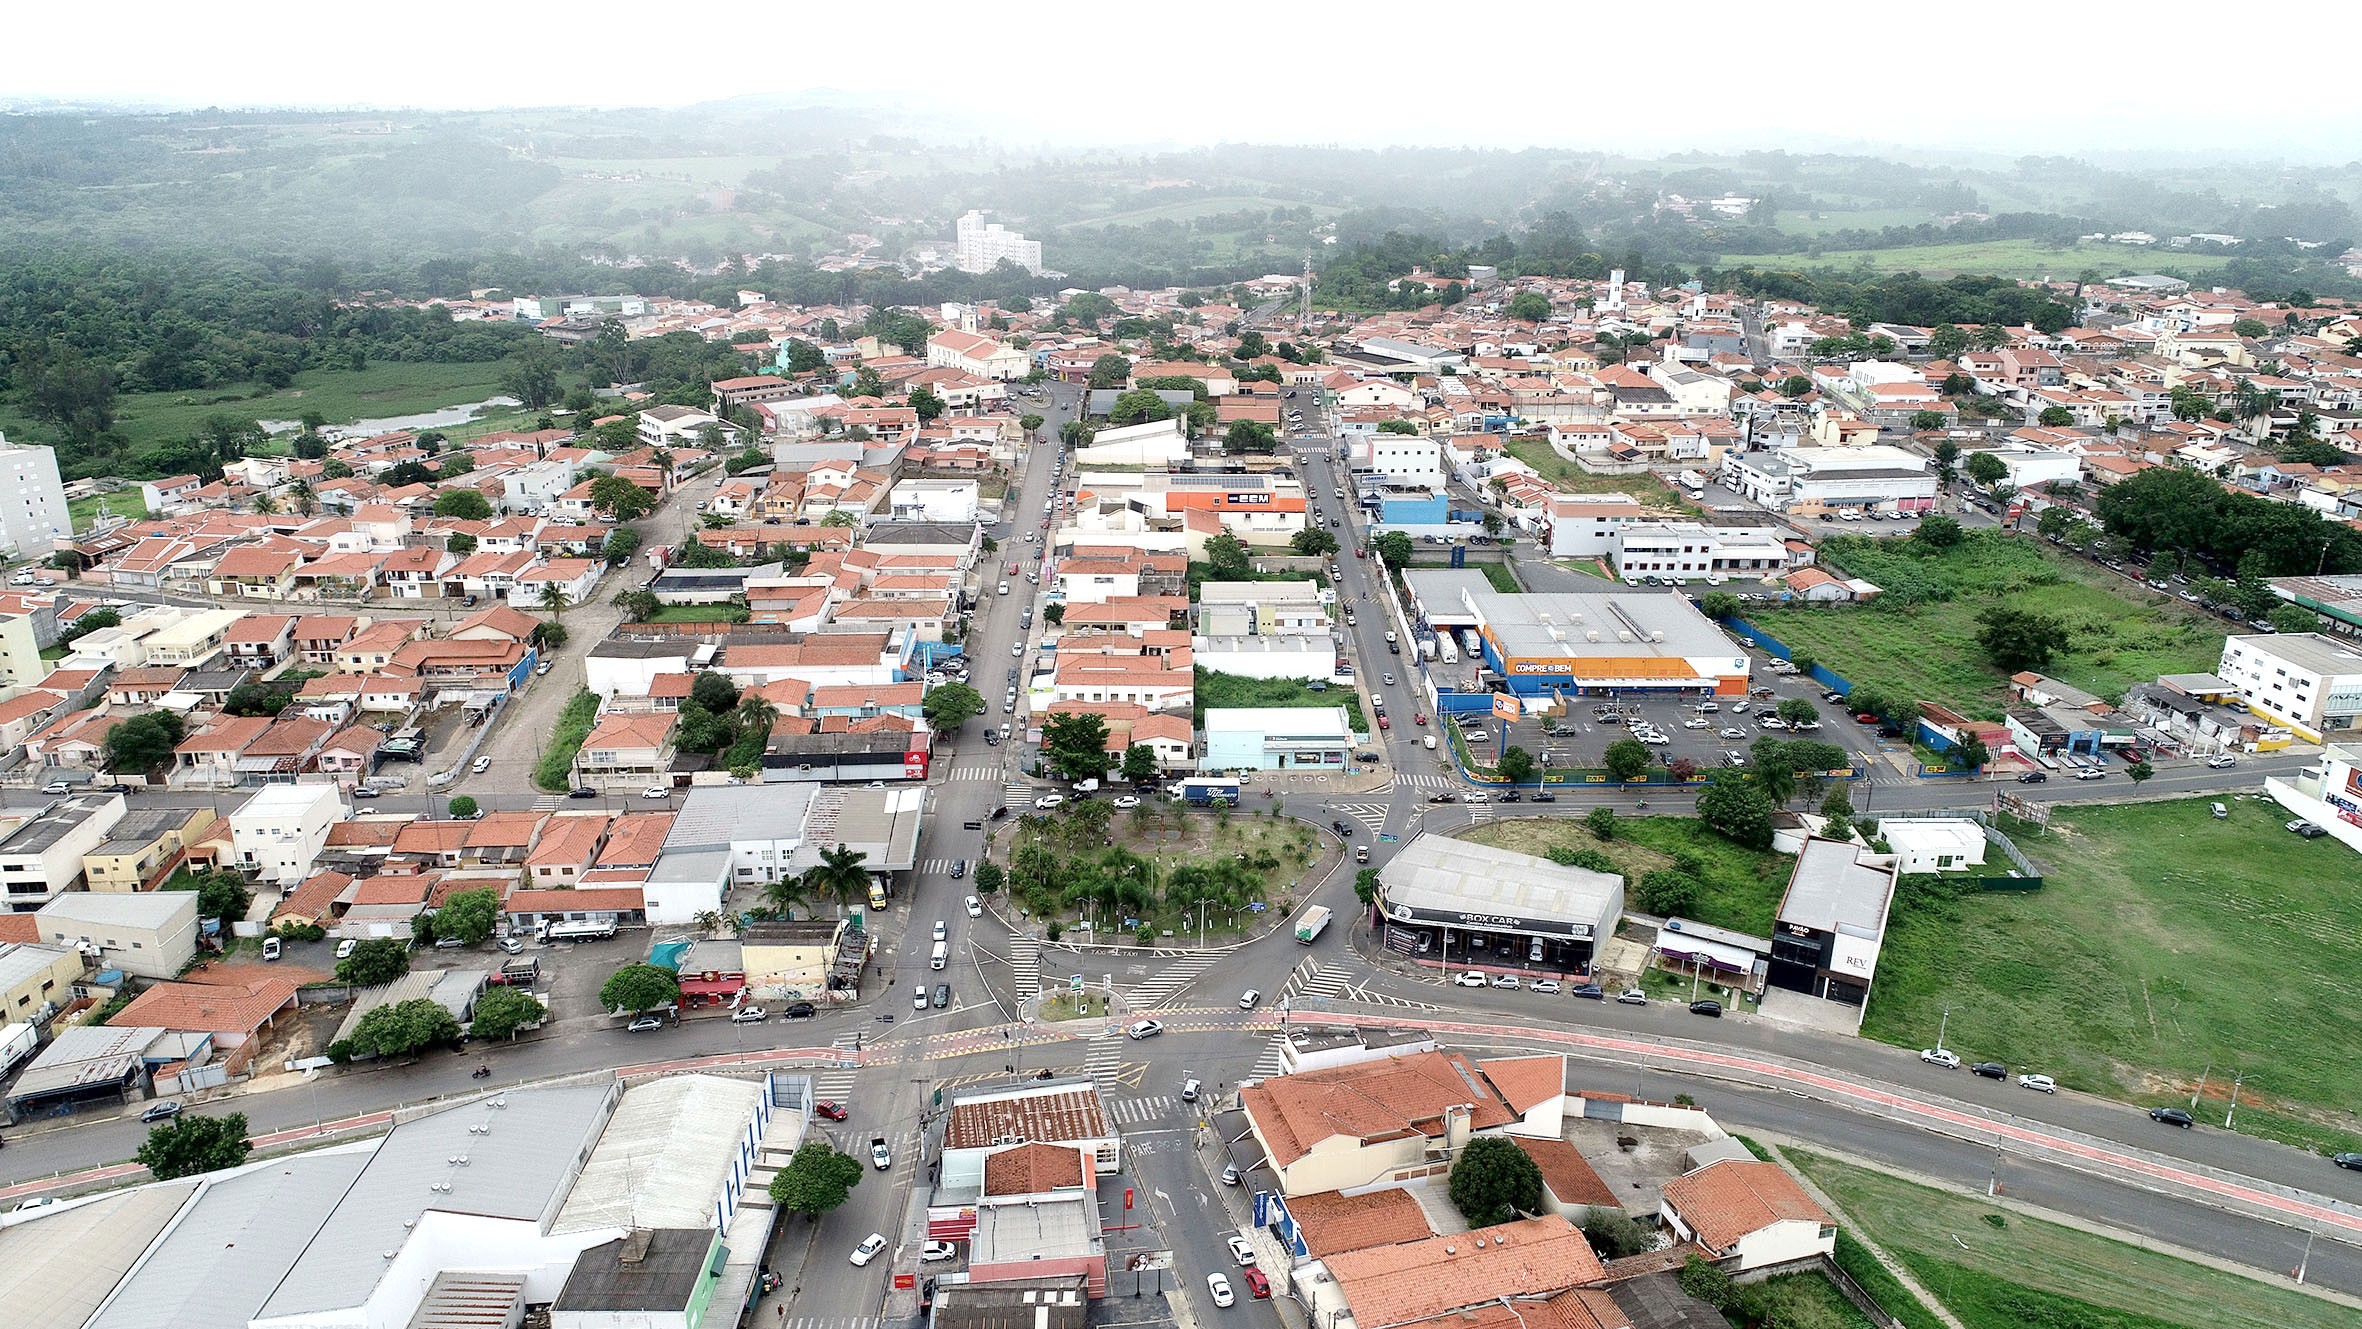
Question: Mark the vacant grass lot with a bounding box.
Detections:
[1862,797,2362,1149]
[1500,439,1699,516]
[0,361,517,453]
[1459,815,1790,935]
[67,490,151,532]
[1788,1149,2357,1329]
[1746,533,2225,716]
[1193,668,1367,734]
[1716,238,2239,280]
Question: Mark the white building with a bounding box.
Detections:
[1074,418,1188,467]
[2266,741,2362,855]
[1660,1159,1836,1271]
[1547,494,1648,558]
[1877,819,1988,874]
[1611,522,1790,583]
[1201,706,1358,771]
[1719,445,1938,516]
[925,329,1030,381]
[886,478,981,523]
[954,210,1044,276]
[0,438,72,558]
[1348,434,1447,490]
[2218,632,2362,742]
[35,889,199,980]
[0,792,127,909]
[1192,635,1338,681]
[229,783,347,889]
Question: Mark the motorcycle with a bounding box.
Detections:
[471,1065,491,1080]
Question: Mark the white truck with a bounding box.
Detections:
[0,1022,36,1080]
[1295,905,1333,944]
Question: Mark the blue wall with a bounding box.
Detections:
[1380,494,1449,525]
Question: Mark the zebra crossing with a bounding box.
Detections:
[1120,952,1219,1010]
[1329,802,1390,835]
[1283,962,1442,1011]
[942,759,1005,781]
[1249,1033,1289,1079]
[919,858,967,877]
[807,1067,858,1105]
[1083,1033,1128,1083]
[780,1315,880,1329]
[1008,933,1040,998]
[1394,770,1461,790]
[1106,1094,1182,1126]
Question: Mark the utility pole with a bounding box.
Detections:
[1936,1004,1952,1053]
[2191,1064,2212,1111]
[2225,1070,2245,1128]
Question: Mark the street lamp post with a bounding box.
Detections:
[2225,1070,2246,1128]
[1935,1004,1953,1054]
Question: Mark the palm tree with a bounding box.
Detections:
[537,581,573,620]
[287,479,316,516]
[735,694,777,735]
[802,845,873,912]
[252,493,278,515]
[762,874,812,920]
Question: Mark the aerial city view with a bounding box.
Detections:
[2,7,2361,1329]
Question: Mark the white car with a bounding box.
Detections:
[640,786,670,799]
[1034,794,1065,809]
[1490,973,1521,990]
[335,938,357,960]
[1456,972,1488,988]
[1920,1048,1961,1069]
[921,1240,959,1262]
[1112,795,1140,809]
[850,1233,888,1266]
[1682,718,1709,729]
[470,755,492,775]
[1530,979,1561,994]
[1226,1235,1257,1267]
[1462,791,1490,803]
[965,895,983,917]
[1207,1273,1236,1308]
[2017,1073,2057,1094]
[731,1006,767,1023]
[2206,754,2236,769]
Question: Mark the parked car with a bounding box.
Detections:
[2149,1106,2195,1128]
[335,938,357,960]
[922,1240,960,1262]
[640,785,670,799]
[2206,754,2237,769]
[731,1006,768,1024]
[2332,1153,2362,1172]
[1490,973,1520,989]
[1112,795,1140,809]
[1571,984,1605,1000]
[1920,1048,1961,1069]
[1530,979,1561,994]
[470,755,492,775]
[1207,1273,1235,1308]
[1227,1235,1257,1266]
[966,895,983,917]
[1221,1163,1242,1186]
[1616,989,1648,1005]
[1035,794,1065,810]
[1456,972,1488,988]
[139,1100,183,1123]
[627,1015,664,1032]
[39,781,70,795]
[351,785,381,799]
[2017,771,2048,784]
[1243,1268,1271,1299]
[785,1002,817,1019]
[2016,1074,2056,1094]
[1970,1061,2007,1079]
[850,1233,888,1266]
[2287,819,2327,838]
[1689,999,1723,1017]
[569,786,599,798]
[2073,769,2105,781]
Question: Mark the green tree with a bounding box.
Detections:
[770,1139,866,1218]
[1086,354,1133,388]
[468,986,547,1040]
[1950,734,1990,771]
[1583,1210,1658,1260]
[1926,324,1968,361]
[104,710,187,774]
[1374,531,1414,568]
[2270,602,2319,634]
[1680,1255,1735,1310]
[802,845,874,911]
[1749,737,1799,806]
[973,861,1005,897]
[1699,591,1740,620]
[1634,870,1699,917]
[503,340,563,409]
[762,873,812,919]
[433,488,493,520]
[1235,329,1271,360]
[436,887,499,944]
[336,938,410,987]
[136,1111,251,1180]
[1506,290,1552,323]
[588,474,655,521]
[1932,438,1961,488]
[1585,806,1617,840]
[691,671,741,712]
[600,963,682,1015]
[2126,758,2154,786]
[1696,770,1776,849]
[1496,745,1536,783]
[1775,698,1818,727]
[61,607,122,645]
[1976,605,2069,672]
[1044,603,1064,626]
[907,385,946,421]
[1377,419,1421,435]
[446,795,479,819]
[784,339,827,373]
[1019,413,1045,434]
[612,588,660,621]
[166,867,251,929]
[1909,410,1948,432]
[1779,375,1814,397]
[2036,405,2075,428]
[1354,867,1380,907]
[349,997,462,1057]
[924,681,985,732]
[1603,738,1650,783]
[1912,514,1965,549]
[1225,420,1278,453]
[602,528,642,567]
[1965,451,2010,488]
[1291,527,1339,557]
[1204,533,1254,580]
[1041,711,1112,783]
[2232,317,2271,339]
[1108,389,1173,425]
[1447,1135,1544,1227]
[1122,743,1158,782]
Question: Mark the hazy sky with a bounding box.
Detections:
[9,0,2347,159]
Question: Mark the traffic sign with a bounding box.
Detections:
[1378,832,1398,842]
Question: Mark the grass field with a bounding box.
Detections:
[1862,797,2362,1149]
[68,490,150,532]
[1744,532,2225,717]
[644,605,749,624]
[0,361,519,453]
[1788,1149,2358,1329]
[1192,668,1367,734]
[1055,194,1340,230]
[1501,439,1698,516]
[1715,238,2240,280]
[1459,815,1790,935]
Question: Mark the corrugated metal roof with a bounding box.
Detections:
[555,1075,761,1234]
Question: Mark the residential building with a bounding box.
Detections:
[82,806,218,893]
[573,712,678,790]
[1660,1159,1836,1271]
[228,783,347,889]
[954,210,1044,275]
[0,941,82,1022]
[1240,1048,1517,1195]
[35,887,199,979]
[0,792,127,910]
[0,439,72,558]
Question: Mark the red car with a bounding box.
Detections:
[1378,715,1391,730]
[1355,547,1367,558]
[1854,712,1879,724]
[814,1100,850,1121]
[1243,1269,1271,1300]
[1414,713,1427,726]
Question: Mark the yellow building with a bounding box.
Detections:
[83,807,219,893]
[0,942,84,1023]
[740,918,856,1004]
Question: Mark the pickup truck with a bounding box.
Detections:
[871,1135,893,1169]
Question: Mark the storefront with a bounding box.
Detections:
[1375,836,1624,975]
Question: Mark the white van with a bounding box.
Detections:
[930,940,949,970]
[1422,735,1438,750]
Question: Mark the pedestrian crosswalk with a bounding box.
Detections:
[1008,933,1040,999]
[1282,962,1442,1011]
[919,858,966,876]
[943,759,1004,780]
[781,1315,880,1329]
[1330,802,1390,835]
[1084,1033,1128,1083]
[808,1067,858,1105]
[1249,1034,1289,1079]
[1120,952,1219,1010]
[1107,1094,1182,1126]
[1395,771,1460,790]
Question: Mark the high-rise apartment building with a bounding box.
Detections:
[954,210,1044,275]
[0,434,71,559]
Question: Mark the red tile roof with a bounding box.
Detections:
[1660,1160,1831,1256]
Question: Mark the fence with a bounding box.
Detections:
[1718,615,1853,695]
[1878,809,2045,882]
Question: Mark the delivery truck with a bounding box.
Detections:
[1295,905,1333,944]
[1179,777,1241,807]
